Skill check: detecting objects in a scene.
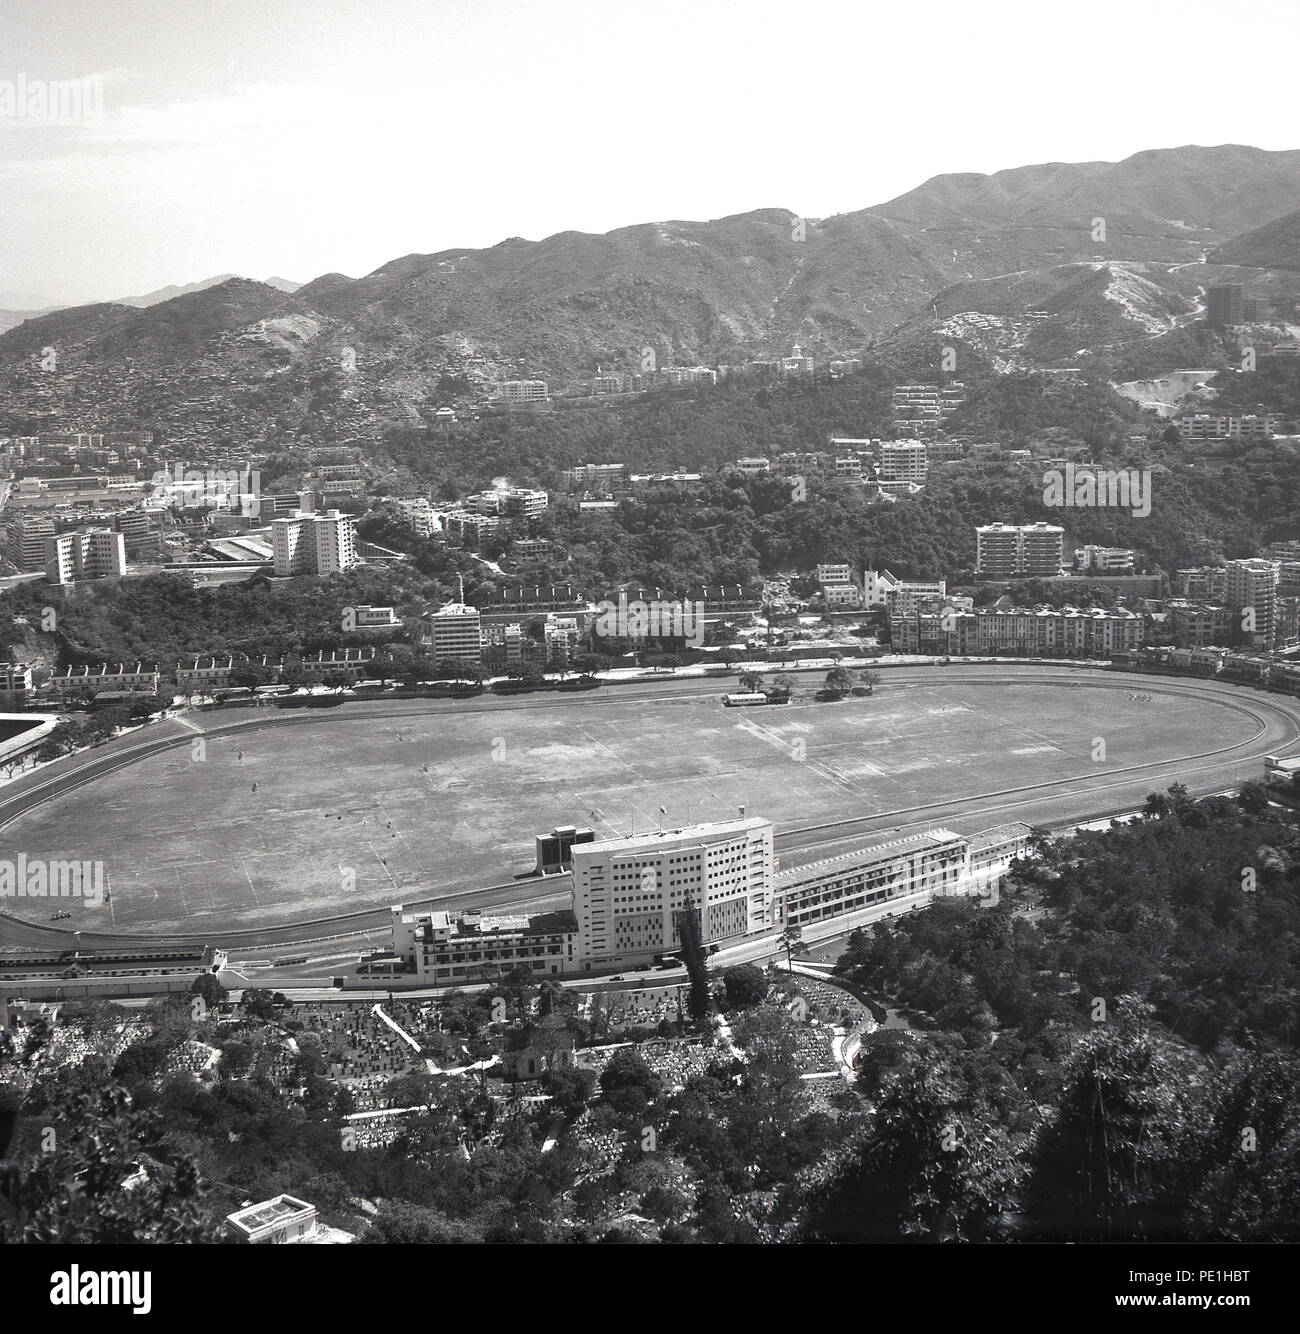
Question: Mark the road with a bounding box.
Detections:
[2,663,1298,957]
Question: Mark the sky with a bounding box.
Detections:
[2,0,1298,307]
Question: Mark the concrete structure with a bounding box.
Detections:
[535,825,596,875]
[878,440,928,486]
[561,462,626,494]
[1225,558,1280,649]
[0,662,34,706]
[890,604,1145,657]
[5,516,57,572]
[976,522,1065,578]
[53,664,161,698]
[271,510,357,576]
[494,380,549,404]
[1206,283,1244,326]
[1175,567,1228,600]
[425,603,482,665]
[376,906,580,983]
[348,604,401,631]
[776,829,967,928]
[226,1195,320,1244]
[544,614,581,666]
[570,816,776,970]
[175,656,235,693]
[1075,545,1135,574]
[44,528,127,584]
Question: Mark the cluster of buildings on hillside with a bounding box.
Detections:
[491,345,874,406]
[891,382,966,437]
[357,813,1034,985]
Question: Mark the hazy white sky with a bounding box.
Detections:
[2,0,1298,306]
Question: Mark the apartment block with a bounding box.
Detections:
[0,661,33,705]
[1076,545,1135,574]
[423,602,482,665]
[175,656,235,692]
[878,440,928,486]
[5,516,57,572]
[1225,558,1280,649]
[494,380,549,404]
[271,509,357,576]
[54,663,161,697]
[976,523,1064,578]
[44,528,127,584]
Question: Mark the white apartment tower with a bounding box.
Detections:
[570,816,776,969]
[271,509,357,576]
[428,603,483,665]
[1225,558,1280,649]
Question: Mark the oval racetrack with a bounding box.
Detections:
[2,664,1299,951]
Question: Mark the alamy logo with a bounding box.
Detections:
[0,856,104,907]
[0,75,104,125]
[151,463,261,515]
[50,1267,151,1315]
[593,592,705,648]
[1042,463,1151,518]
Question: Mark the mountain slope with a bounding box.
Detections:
[1,144,1297,440]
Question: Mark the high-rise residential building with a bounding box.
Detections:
[270,509,357,576]
[5,516,57,572]
[976,522,1064,578]
[1206,284,1244,326]
[1225,558,1280,648]
[426,602,482,665]
[879,440,928,486]
[570,815,776,970]
[544,614,581,666]
[44,529,127,584]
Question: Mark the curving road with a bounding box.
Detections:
[2,663,1298,956]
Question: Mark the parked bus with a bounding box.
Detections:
[723,692,768,707]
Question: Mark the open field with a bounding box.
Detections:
[0,669,1281,935]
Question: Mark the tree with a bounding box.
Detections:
[722,964,768,1010]
[772,672,796,697]
[739,670,764,693]
[779,924,805,973]
[0,1087,223,1242]
[189,974,227,1010]
[241,988,279,1021]
[824,666,853,696]
[674,905,712,1029]
[860,669,881,694]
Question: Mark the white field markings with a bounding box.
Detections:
[365,840,401,890]
[235,853,262,907]
[373,799,430,881]
[732,717,860,793]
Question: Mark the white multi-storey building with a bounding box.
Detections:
[1225,558,1280,649]
[879,440,928,486]
[271,509,357,576]
[976,523,1065,578]
[45,529,127,584]
[570,816,776,970]
[425,603,482,665]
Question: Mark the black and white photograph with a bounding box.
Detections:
[0,0,1296,1303]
